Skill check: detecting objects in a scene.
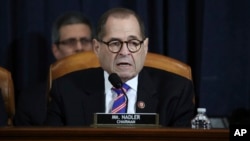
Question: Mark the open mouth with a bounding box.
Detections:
[117,62,131,66]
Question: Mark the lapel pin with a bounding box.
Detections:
[137,101,145,109]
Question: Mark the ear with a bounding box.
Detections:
[143,38,149,55]
[52,44,61,60]
[93,39,100,57]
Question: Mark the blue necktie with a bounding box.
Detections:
[111,83,130,113]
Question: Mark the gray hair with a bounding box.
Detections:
[96,8,145,40]
[51,11,93,44]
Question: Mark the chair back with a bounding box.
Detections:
[48,51,192,90]
[0,67,15,126]
[145,52,192,80]
[48,51,100,90]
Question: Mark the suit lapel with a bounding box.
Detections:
[80,68,158,114]
[81,68,105,113]
[136,68,158,113]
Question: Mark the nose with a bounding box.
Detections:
[119,42,130,55]
[75,41,84,52]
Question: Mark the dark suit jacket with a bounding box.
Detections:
[14,82,47,126]
[46,67,195,127]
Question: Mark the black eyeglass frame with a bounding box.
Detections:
[99,38,146,53]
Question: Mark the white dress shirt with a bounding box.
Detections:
[104,71,138,113]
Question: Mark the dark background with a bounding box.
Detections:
[0,0,249,118]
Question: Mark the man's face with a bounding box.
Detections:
[94,15,148,82]
[52,23,93,60]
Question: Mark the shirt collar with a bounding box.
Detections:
[104,71,138,92]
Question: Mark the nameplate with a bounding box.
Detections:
[93,113,159,127]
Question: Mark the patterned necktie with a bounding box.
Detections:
[111,83,130,113]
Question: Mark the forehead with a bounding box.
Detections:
[59,23,91,39]
[103,15,141,40]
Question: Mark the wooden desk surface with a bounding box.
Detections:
[0,127,229,141]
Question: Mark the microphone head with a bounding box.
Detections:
[108,73,122,89]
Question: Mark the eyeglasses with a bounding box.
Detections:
[99,39,145,53]
[56,38,92,48]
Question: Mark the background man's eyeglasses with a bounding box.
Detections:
[56,38,92,48]
[99,39,145,53]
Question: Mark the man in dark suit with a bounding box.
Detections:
[46,8,195,127]
[14,12,94,126]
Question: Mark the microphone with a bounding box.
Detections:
[108,73,122,89]
[108,73,128,113]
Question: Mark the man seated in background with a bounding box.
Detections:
[14,11,94,126]
[46,8,195,127]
